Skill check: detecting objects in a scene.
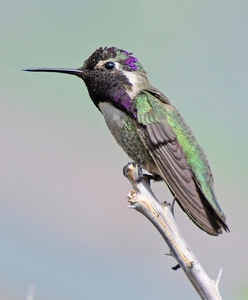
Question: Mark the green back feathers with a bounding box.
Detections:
[135,92,167,124]
[134,91,224,217]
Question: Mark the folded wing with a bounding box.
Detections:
[134,91,229,235]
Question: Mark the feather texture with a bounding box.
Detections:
[134,91,229,235]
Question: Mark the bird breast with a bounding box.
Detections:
[98,102,158,174]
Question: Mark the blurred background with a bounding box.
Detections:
[1,1,248,299]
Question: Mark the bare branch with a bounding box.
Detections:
[123,162,222,300]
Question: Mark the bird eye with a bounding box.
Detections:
[105,62,115,70]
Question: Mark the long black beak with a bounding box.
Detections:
[23,67,84,77]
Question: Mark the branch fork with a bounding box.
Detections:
[123,162,222,300]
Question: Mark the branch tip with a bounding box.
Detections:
[216,266,223,287]
[123,162,143,183]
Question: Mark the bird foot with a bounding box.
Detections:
[170,197,176,216]
[172,264,181,271]
[143,174,162,186]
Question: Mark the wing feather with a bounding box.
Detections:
[134,91,229,235]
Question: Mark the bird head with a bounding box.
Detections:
[24,46,150,114]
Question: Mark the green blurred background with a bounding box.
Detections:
[1,1,248,299]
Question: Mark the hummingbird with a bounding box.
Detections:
[24,46,229,235]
